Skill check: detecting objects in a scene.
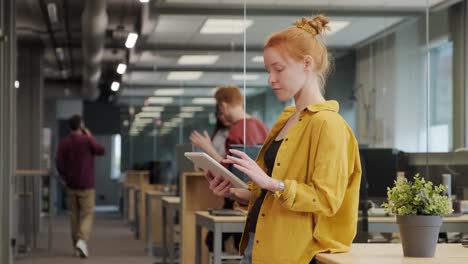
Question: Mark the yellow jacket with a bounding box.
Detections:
[239,100,362,264]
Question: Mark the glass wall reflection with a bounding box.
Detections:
[113,1,468,206]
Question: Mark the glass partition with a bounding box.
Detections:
[116,0,468,202]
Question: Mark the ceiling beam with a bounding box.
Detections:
[151,3,424,17]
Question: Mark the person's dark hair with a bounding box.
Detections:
[212,104,228,140]
[68,115,82,131]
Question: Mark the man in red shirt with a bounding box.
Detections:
[192,85,269,252]
[56,115,105,258]
[191,85,269,163]
[216,85,269,154]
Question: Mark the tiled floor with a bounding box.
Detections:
[15,213,155,264]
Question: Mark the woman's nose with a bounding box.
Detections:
[268,74,275,84]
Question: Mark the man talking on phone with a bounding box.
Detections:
[56,114,105,258]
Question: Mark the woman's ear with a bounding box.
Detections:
[303,55,315,71]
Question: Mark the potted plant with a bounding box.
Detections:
[381,174,453,257]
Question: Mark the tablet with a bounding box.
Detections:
[184,152,248,189]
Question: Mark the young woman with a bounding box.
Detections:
[205,15,362,263]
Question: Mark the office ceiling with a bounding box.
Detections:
[16,0,453,105]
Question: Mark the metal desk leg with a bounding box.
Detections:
[162,204,167,263]
[196,224,202,264]
[23,176,28,252]
[123,187,128,220]
[147,196,153,256]
[168,206,175,264]
[213,223,222,264]
[135,190,139,239]
[48,174,54,253]
[32,176,40,250]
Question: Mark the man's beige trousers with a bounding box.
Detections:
[67,188,95,245]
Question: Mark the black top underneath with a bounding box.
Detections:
[248,139,283,233]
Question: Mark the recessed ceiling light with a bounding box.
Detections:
[181,106,204,112]
[139,0,149,3]
[170,117,183,123]
[125,33,138,49]
[116,63,127,74]
[154,89,185,96]
[111,82,120,92]
[47,3,58,24]
[167,71,203,80]
[14,80,19,89]
[133,118,153,123]
[137,112,161,118]
[192,97,216,105]
[328,21,350,35]
[232,74,259,81]
[178,55,220,65]
[252,56,264,63]
[142,106,165,112]
[200,19,253,34]
[179,112,194,118]
[146,97,174,104]
[164,122,179,128]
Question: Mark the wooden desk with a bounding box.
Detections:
[122,170,143,224]
[368,214,468,233]
[180,172,224,264]
[316,243,468,264]
[195,211,246,264]
[145,190,176,256]
[162,196,181,264]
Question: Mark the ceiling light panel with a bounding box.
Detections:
[179,112,194,118]
[117,63,127,74]
[178,55,220,65]
[251,56,264,63]
[142,106,165,112]
[232,74,259,81]
[181,106,204,112]
[154,89,185,96]
[327,21,351,35]
[146,97,174,104]
[137,112,161,118]
[111,82,120,92]
[170,117,183,123]
[192,97,216,105]
[125,33,139,48]
[167,71,203,80]
[133,119,153,124]
[200,19,253,34]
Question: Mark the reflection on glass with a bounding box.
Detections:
[429,41,453,152]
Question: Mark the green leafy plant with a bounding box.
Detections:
[382,174,453,216]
